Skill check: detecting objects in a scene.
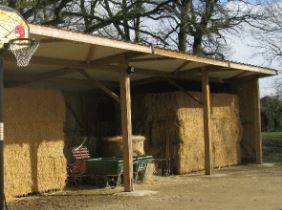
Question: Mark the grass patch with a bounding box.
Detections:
[262,132,282,163]
[262,132,282,140]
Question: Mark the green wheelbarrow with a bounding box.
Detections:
[85,157,123,188]
[133,155,153,182]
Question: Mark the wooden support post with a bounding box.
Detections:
[253,80,262,164]
[0,54,4,210]
[202,70,212,175]
[119,56,134,192]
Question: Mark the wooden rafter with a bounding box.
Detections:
[129,57,173,62]
[172,61,190,73]
[85,45,97,64]
[166,79,202,105]
[78,69,120,103]
[81,45,121,102]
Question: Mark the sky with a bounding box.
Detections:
[226,27,280,97]
[223,1,281,97]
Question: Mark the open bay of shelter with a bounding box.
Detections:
[3,24,276,199]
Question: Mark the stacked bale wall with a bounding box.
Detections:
[132,91,242,174]
[4,88,67,199]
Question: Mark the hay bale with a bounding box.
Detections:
[101,135,145,157]
[4,88,67,199]
[137,91,242,174]
[142,162,156,183]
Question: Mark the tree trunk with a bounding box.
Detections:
[178,0,192,52]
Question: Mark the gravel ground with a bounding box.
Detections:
[7,164,282,210]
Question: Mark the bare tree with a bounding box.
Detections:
[7,0,171,44]
[3,0,264,58]
[249,1,282,90]
[252,1,282,63]
[161,0,263,58]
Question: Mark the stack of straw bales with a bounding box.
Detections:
[4,88,67,199]
[133,91,242,174]
[101,135,145,157]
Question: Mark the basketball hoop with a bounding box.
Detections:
[0,5,39,68]
[8,38,39,67]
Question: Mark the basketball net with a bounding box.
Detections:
[9,39,39,67]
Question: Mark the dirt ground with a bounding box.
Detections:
[7,164,282,210]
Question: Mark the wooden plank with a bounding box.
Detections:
[201,70,212,175]
[30,24,152,54]
[119,55,134,192]
[78,70,120,103]
[231,79,262,163]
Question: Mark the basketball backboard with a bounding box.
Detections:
[0,5,29,48]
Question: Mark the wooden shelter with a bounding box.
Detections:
[3,24,277,197]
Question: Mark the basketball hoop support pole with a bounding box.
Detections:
[0,53,4,210]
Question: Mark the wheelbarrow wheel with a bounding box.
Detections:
[95,176,108,188]
[108,176,120,189]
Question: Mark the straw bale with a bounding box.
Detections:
[4,88,67,199]
[101,135,145,157]
[137,91,242,174]
[142,162,156,184]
